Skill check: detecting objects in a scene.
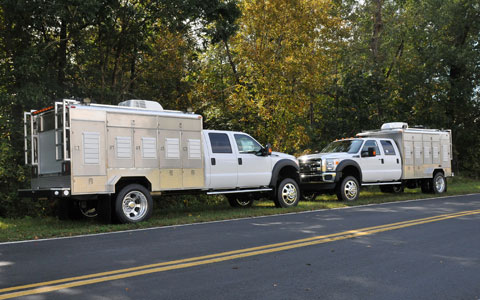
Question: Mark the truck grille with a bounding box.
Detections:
[299,159,322,174]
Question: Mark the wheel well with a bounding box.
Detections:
[341,166,361,182]
[433,169,444,177]
[115,177,152,194]
[277,166,299,184]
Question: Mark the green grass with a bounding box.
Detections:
[1,177,479,243]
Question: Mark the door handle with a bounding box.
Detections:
[211,158,216,165]
[396,158,399,164]
[380,158,384,164]
[238,158,242,165]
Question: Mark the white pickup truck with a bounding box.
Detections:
[21,99,300,223]
[298,123,452,201]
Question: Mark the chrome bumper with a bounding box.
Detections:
[300,172,337,183]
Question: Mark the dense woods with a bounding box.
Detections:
[0,0,479,217]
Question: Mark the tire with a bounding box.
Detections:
[114,184,153,223]
[274,178,300,208]
[302,193,317,201]
[78,200,98,218]
[421,179,433,193]
[336,176,360,202]
[227,194,253,208]
[432,172,447,194]
[392,184,404,193]
[380,185,404,193]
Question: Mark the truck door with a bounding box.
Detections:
[358,140,384,182]
[233,133,272,188]
[379,140,402,181]
[205,132,238,189]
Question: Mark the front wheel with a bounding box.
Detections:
[336,176,360,202]
[274,178,300,208]
[115,184,153,223]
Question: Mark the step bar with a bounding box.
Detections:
[207,188,272,195]
[362,182,402,186]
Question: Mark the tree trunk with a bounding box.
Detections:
[58,19,67,94]
[370,0,384,122]
[223,39,240,85]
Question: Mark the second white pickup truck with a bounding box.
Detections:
[298,123,452,201]
[21,99,300,223]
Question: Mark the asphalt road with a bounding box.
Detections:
[1,194,480,300]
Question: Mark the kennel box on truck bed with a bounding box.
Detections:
[24,99,204,195]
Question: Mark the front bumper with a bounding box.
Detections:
[298,171,340,192]
[300,172,338,183]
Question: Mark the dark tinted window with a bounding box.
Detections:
[380,140,396,155]
[209,133,232,153]
[361,140,380,154]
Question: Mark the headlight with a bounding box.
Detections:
[326,159,340,171]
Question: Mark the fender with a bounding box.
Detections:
[336,159,362,183]
[269,159,300,187]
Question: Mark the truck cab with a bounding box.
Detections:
[299,137,402,186]
[202,130,299,207]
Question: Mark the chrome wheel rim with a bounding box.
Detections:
[79,200,98,218]
[80,207,98,218]
[236,199,251,207]
[344,180,358,201]
[281,183,298,205]
[122,191,148,221]
[392,185,403,193]
[435,176,445,193]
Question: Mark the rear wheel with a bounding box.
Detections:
[115,184,153,223]
[336,176,360,202]
[227,194,253,208]
[421,179,433,193]
[432,172,447,194]
[274,178,300,208]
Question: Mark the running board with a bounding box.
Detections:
[362,182,402,186]
[207,188,272,195]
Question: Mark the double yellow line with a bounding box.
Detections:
[1,209,480,299]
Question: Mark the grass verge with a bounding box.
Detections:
[1,177,479,243]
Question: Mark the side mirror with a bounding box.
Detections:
[361,147,376,157]
[368,147,376,157]
[263,143,272,156]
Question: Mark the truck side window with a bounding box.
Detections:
[361,140,379,155]
[380,140,396,156]
[234,134,262,154]
[209,133,232,153]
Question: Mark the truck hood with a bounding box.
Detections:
[298,152,353,162]
[271,151,297,162]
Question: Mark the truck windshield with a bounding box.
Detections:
[321,140,363,154]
